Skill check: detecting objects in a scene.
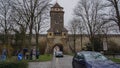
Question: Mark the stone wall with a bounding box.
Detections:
[67,34,120,52]
[31,34,120,54]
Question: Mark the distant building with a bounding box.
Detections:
[30,2,120,54]
[45,2,68,53]
[43,2,120,53]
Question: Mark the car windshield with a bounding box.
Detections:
[83,52,108,61]
[56,51,62,54]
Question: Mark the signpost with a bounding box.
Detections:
[0,49,7,61]
[0,55,6,61]
[18,53,23,61]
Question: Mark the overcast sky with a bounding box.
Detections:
[49,0,120,34]
[50,0,79,27]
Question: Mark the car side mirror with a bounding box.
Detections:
[78,59,85,64]
[78,59,84,61]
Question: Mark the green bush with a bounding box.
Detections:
[0,61,28,68]
[110,58,120,63]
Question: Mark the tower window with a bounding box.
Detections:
[55,21,58,24]
[49,33,52,36]
[57,8,60,11]
[64,33,66,36]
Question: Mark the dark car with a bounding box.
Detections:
[55,51,63,57]
[72,51,120,68]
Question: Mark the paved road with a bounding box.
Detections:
[29,61,51,68]
[28,55,73,68]
[51,55,73,68]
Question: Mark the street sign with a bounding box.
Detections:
[0,55,6,61]
[18,53,23,61]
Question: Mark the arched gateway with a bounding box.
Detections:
[45,2,69,54]
[53,44,63,51]
[53,44,63,55]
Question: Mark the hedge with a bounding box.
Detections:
[0,61,28,68]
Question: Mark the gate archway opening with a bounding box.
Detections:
[53,44,63,55]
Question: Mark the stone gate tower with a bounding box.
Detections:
[45,2,68,53]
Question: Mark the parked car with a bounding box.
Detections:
[72,51,120,68]
[55,51,63,57]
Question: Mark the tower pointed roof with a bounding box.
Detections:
[52,2,63,8]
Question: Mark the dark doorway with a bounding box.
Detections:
[53,44,63,55]
[53,44,63,52]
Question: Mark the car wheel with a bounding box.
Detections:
[72,61,75,68]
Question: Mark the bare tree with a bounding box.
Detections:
[101,22,118,43]
[69,18,85,52]
[69,18,79,53]
[10,0,30,48]
[34,4,50,48]
[0,0,13,44]
[74,0,108,51]
[77,19,85,50]
[11,0,51,47]
[107,0,120,31]
[11,11,28,48]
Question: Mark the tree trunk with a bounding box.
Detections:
[90,37,95,51]
[36,32,39,49]
[80,34,83,50]
[114,0,120,31]
[22,31,26,48]
[73,33,76,53]
[4,29,8,45]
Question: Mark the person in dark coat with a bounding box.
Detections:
[30,49,33,60]
[36,50,40,59]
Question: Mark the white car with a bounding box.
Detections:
[55,51,63,57]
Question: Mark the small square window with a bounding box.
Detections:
[49,33,52,36]
[64,33,66,36]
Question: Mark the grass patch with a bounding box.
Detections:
[110,58,120,63]
[6,56,18,62]
[28,54,52,62]
[39,54,52,62]
[2,54,52,62]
